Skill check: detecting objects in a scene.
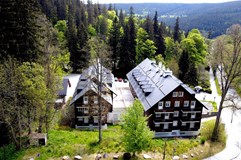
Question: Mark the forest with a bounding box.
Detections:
[0,0,215,154]
[115,1,241,38]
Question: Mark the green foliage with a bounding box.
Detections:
[88,24,97,37]
[121,100,154,155]
[54,20,67,33]
[135,28,157,64]
[0,144,18,160]
[201,120,226,143]
[182,29,207,64]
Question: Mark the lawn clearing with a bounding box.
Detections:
[7,120,226,160]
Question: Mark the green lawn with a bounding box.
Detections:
[3,119,225,160]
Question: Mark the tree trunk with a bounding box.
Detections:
[211,97,224,141]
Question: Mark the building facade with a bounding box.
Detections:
[127,58,206,137]
[70,63,115,129]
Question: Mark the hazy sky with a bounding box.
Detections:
[91,0,237,3]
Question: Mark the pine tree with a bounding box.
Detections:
[173,17,181,42]
[152,11,166,57]
[109,16,121,72]
[119,9,125,27]
[0,0,41,62]
[143,15,154,40]
[178,50,189,81]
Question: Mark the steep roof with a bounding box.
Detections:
[70,63,114,106]
[127,58,196,111]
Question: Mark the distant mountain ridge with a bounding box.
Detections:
[114,1,241,37]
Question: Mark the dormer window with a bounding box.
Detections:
[158,101,164,110]
[83,96,88,104]
[172,92,178,97]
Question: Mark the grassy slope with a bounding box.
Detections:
[11,119,226,160]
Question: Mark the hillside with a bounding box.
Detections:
[115,1,241,37]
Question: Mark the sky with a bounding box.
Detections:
[91,0,238,3]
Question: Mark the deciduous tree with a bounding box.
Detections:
[122,99,154,156]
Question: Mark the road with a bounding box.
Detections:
[204,69,241,160]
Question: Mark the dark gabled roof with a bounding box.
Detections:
[127,58,196,111]
[70,63,114,106]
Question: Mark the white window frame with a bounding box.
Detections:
[191,112,196,119]
[94,116,98,123]
[165,113,169,119]
[191,101,196,109]
[182,112,188,117]
[84,117,89,123]
[77,107,89,113]
[94,96,98,104]
[164,123,169,129]
[158,101,164,110]
[173,121,178,126]
[173,111,179,117]
[182,122,187,126]
[83,96,88,104]
[184,101,189,107]
[190,122,195,128]
[156,113,161,118]
[155,123,160,127]
[172,92,178,97]
[178,92,184,97]
[165,101,171,108]
[174,101,180,107]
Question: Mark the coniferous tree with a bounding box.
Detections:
[56,0,67,20]
[173,17,181,42]
[178,50,189,81]
[87,0,94,25]
[109,16,121,72]
[152,11,166,57]
[0,0,41,62]
[119,9,125,27]
[128,7,137,68]
[143,15,154,40]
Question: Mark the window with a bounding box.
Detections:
[78,117,83,121]
[184,101,189,107]
[173,121,178,126]
[174,101,180,107]
[77,107,89,113]
[164,123,169,129]
[191,113,196,119]
[191,101,196,108]
[165,101,171,108]
[190,122,195,128]
[94,117,98,123]
[84,117,89,123]
[173,111,179,117]
[182,122,187,126]
[155,123,160,127]
[156,113,161,118]
[178,92,184,97]
[83,96,88,104]
[182,112,188,117]
[94,96,98,104]
[158,101,164,110]
[165,113,169,119]
[172,92,178,97]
